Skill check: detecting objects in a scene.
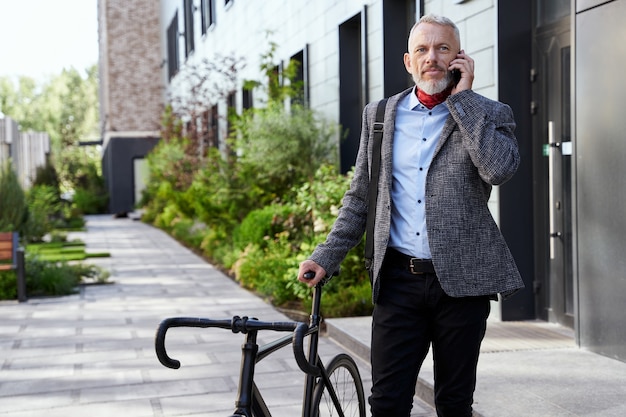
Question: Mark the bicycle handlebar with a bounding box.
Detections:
[155,316,320,376]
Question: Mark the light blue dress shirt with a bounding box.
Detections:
[388,87,450,259]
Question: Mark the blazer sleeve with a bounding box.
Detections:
[446,90,520,186]
[308,102,378,276]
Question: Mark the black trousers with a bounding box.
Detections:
[369,258,491,417]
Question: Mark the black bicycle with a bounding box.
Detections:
[155,275,366,417]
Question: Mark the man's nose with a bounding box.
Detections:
[426,48,438,62]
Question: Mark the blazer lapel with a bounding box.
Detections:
[380,88,412,186]
[433,114,456,161]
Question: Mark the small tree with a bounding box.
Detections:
[168,54,246,155]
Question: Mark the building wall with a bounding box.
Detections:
[160,0,387,130]
[98,0,163,213]
[98,0,162,143]
[160,0,502,153]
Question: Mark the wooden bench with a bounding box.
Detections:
[0,232,27,302]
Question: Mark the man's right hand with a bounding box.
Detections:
[298,260,327,287]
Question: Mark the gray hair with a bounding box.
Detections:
[408,14,461,47]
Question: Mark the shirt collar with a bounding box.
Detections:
[408,86,450,113]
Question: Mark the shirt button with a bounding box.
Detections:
[428,111,432,116]
[418,199,422,204]
[419,167,423,171]
[422,138,427,142]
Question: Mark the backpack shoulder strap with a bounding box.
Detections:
[364,98,388,269]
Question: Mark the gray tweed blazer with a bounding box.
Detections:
[310,87,524,303]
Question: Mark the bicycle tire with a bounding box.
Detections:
[311,353,366,417]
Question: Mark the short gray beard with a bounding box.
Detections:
[414,71,453,94]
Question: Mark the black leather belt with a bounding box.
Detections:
[384,248,435,275]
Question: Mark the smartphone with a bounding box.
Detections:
[451,69,461,86]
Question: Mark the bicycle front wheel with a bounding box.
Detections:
[312,353,366,417]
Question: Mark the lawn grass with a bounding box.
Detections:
[26,241,110,262]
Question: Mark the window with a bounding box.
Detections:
[166,13,180,80]
[183,0,195,58]
[242,88,253,110]
[201,0,215,34]
[227,92,236,138]
[290,48,308,106]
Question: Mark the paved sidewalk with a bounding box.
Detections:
[4,215,626,416]
[328,306,626,416]
[0,215,434,417]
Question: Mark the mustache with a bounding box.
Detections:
[422,65,446,73]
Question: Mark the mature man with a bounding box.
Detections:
[298,14,524,417]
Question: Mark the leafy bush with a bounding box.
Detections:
[24,255,83,296]
[32,157,61,190]
[72,187,108,215]
[22,185,61,242]
[71,159,108,214]
[138,41,374,317]
[231,102,338,203]
[0,270,17,300]
[234,203,300,251]
[227,165,372,316]
[0,160,27,233]
[0,254,111,300]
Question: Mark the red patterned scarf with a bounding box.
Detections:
[417,86,453,109]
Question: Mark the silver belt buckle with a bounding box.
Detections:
[409,258,424,275]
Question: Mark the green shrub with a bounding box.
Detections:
[232,233,305,306]
[24,254,110,298]
[71,158,109,214]
[234,204,296,250]
[137,41,378,317]
[32,157,61,190]
[72,187,108,215]
[231,102,338,204]
[0,160,27,233]
[24,255,80,296]
[0,270,17,300]
[22,185,61,242]
[170,217,207,249]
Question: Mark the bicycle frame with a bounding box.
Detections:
[155,282,349,417]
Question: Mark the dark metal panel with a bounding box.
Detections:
[497,0,535,320]
[338,13,363,173]
[102,137,160,214]
[382,0,415,97]
[575,0,626,361]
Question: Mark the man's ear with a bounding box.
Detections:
[403,53,412,73]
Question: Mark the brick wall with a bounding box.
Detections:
[99,0,162,135]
